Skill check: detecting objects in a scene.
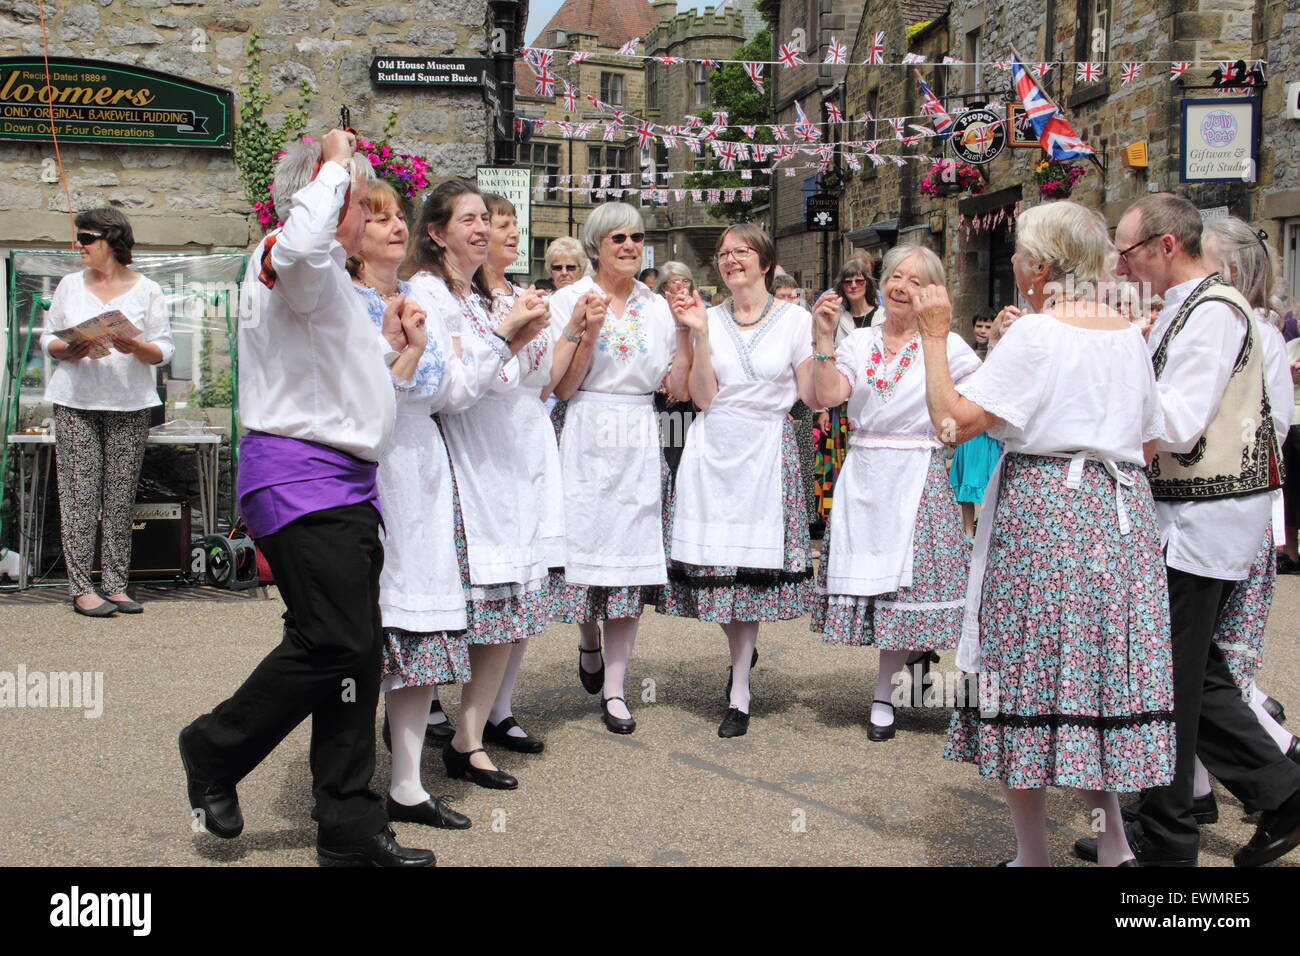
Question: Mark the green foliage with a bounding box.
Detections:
[753,0,779,30]
[191,333,233,409]
[683,29,773,223]
[233,31,314,212]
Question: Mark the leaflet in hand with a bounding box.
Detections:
[53,310,141,359]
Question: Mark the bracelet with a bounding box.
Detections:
[674,324,689,331]
[812,353,835,361]
[563,328,582,344]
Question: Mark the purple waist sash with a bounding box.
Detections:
[237,431,379,538]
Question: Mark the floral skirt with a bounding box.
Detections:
[656,420,812,623]
[550,440,672,624]
[381,629,472,689]
[1213,526,1275,693]
[944,453,1176,792]
[949,432,1002,504]
[448,470,556,646]
[813,402,850,524]
[811,450,969,650]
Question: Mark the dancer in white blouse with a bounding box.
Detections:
[662,224,818,738]
[549,202,689,734]
[405,180,557,790]
[810,245,978,742]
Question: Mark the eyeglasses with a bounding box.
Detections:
[715,246,755,264]
[606,232,645,245]
[76,232,103,245]
[551,263,579,272]
[1117,234,1160,264]
[842,277,866,287]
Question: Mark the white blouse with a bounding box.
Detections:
[40,270,175,412]
[837,327,979,436]
[547,275,677,394]
[957,313,1163,464]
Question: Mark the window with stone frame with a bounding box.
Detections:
[588,144,633,180]
[519,142,560,201]
[963,27,982,95]
[646,60,658,110]
[531,235,551,277]
[600,71,626,106]
[1074,0,1111,85]
[693,62,710,106]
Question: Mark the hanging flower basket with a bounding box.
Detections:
[920,160,985,197]
[1033,159,1087,199]
[253,134,432,233]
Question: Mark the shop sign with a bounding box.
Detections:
[1180,97,1259,183]
[948,108,1007,164]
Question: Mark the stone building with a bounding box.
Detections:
[0,0,511,408]
[512,0,662,278]
[642,1,760,291]
[1259,0,1300,305]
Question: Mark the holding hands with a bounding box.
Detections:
[988,305,1021,346]
[912,284,953,339]
[669,289,708,334]
[497,287,550,351]
[380,293,411,352]
[812,291,842,340]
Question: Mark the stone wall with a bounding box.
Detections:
[0,0,494,251]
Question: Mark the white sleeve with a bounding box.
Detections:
[947,334,982,385]
[1140,345,1166,443]
[141,281,175,365]
[1259,322,1292,438]
[39,274,72,357]
[268,161,350,313]
[790,307,814,368]
[1153,300,1246,453]
[954,315,1051,429]
[833,328,860,391]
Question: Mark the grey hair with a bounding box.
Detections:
[1203,216,1277,312]
[1015,200,1114,290]
[655,260,693,294]
[580,201,643,265]
[544,235,584,272]
[272,139,376,223]
[879,244,946,287]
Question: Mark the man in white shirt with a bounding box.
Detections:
[1077,193,1300,867]
[179,129,435,867]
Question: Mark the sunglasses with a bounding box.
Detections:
[551,263,579,272]
[842,277,866,287]
[606,232,645,245]
[76,232,104,245]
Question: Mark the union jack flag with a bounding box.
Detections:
[1169,61,1190,78]
[653,56,683,65]
[691,190,703,202]
[557,121,575,139]
[522,48,548,71]
[1076,62,1101,83]
[784,167,797,177]
[602,122,620,142]
[825,99,844,124]
[684,137,701,154]
[569,51,591,65]
[1218,60,1236,78]
[663,134,678,148]
[859,111,874,127]
[844,153,861,171]
[793,100,821,141]
[867,31,885,65]
[707,189,720,202]
[824,37,847,65]
[734,143,750,162]
[613,110,630,126]
[561,81,578,112]
[712,111,729,127]
[635,120,656,149]
[902,53,926,65]
[778,43,805,68]
[1011,55,1095,160]
[587,95,606,111]
[617,38,640,56]
[744,61,765,93]
[534,66,555,97]
[770,124,789,141]
[917,79,953,139]
[699,123,721,141]
[741,124,758,139]
[888,117,905,138]
[723,188,736,203]
[700,59,720,70]
[684,115,703,129]
[1120,62,1142,85]
[741,188,753,202]
[716,141,738,170]
[1034,62,1052,79]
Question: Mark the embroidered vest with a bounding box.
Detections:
[1148,275,1283,501]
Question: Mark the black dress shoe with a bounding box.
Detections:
[601,696,636,734]
[178,727,243,839]
[1263,696,1287,724]
[718,706,749,738]
[1234,788,1300,867]
[442,743,518,790]
[1121,793,1218,827]
[724,647,759,700]
[385,794,471,830]
[317,827,435,867]
[103,595,143,613]
[579,644,604,695]
[484,715,545,753]
[425,700,456,745]
[1074,822,1195,866]
[867,699,896,742]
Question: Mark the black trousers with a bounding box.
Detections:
[185,503,388,844]
[1133,567,1300,858]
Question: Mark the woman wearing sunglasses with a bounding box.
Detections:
[544,237,585,290]
[661,224,822,738]
[548,202,689,734]
[40,208,174,617]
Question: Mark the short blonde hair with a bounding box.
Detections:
[544,236,584,273]
[879,244,945,287]
[1015,200,1113,289]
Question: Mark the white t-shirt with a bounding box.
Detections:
[956,313,1164,464]
[40,270,175,411]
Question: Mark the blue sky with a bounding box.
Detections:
[525,1,715,44]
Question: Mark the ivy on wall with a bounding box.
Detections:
[233,31,314,214]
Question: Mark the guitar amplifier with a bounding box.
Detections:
[91,499,192,580]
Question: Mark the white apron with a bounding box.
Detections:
[560,389,666,586]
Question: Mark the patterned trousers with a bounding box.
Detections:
[53,404,151,596]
